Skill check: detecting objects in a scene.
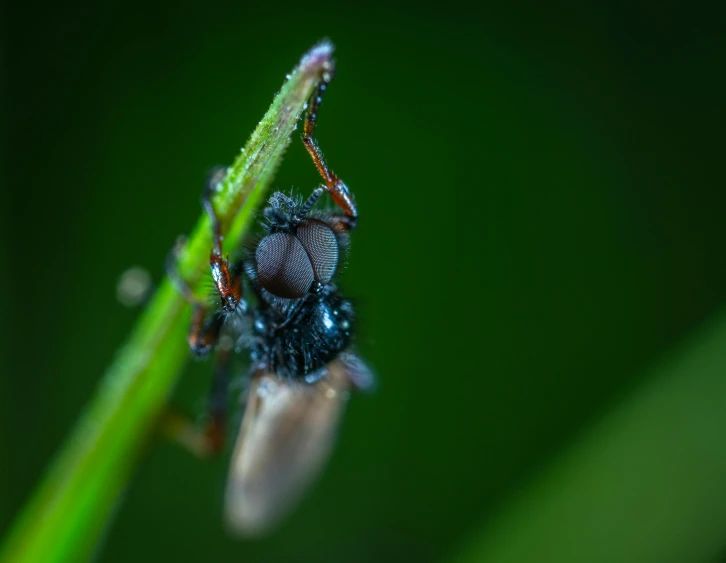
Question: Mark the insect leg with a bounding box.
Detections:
[202,166,227,257]
[302,68,358,230]
[161,346,234,457]
[203,167,245,312]
[166,241,225,356]
[321,213,357,233]
[296,187,324,219]
[201,344,233,453]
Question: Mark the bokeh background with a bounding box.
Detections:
[4,2,726,562]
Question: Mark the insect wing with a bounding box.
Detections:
[224,358,352,536]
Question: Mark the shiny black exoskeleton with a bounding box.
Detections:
[247,284,354,382]
[239,190,355,382]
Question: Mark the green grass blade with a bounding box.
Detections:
[452,309,726,563]
[0,41,334,563]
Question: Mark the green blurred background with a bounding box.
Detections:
[4,1,726,562]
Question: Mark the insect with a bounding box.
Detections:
[167,59,374,536]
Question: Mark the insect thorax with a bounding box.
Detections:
[249,288,354,382]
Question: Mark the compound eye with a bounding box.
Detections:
[296,219,339,284]
[256,232,315,298]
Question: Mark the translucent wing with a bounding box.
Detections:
[224,353,372,536]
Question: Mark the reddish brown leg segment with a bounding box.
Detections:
[165,242,225,356]
[201,344,233,453]
[162,169,241,455]
[302,68,358,230]
[165,165,245,356]
[202,167,244,313]
[161,345,233,457]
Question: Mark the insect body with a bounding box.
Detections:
[244,188,356,382]
[168,57,373,535]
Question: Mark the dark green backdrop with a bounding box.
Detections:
[4,2,726,562]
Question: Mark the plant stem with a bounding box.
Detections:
[0,41,334,563]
